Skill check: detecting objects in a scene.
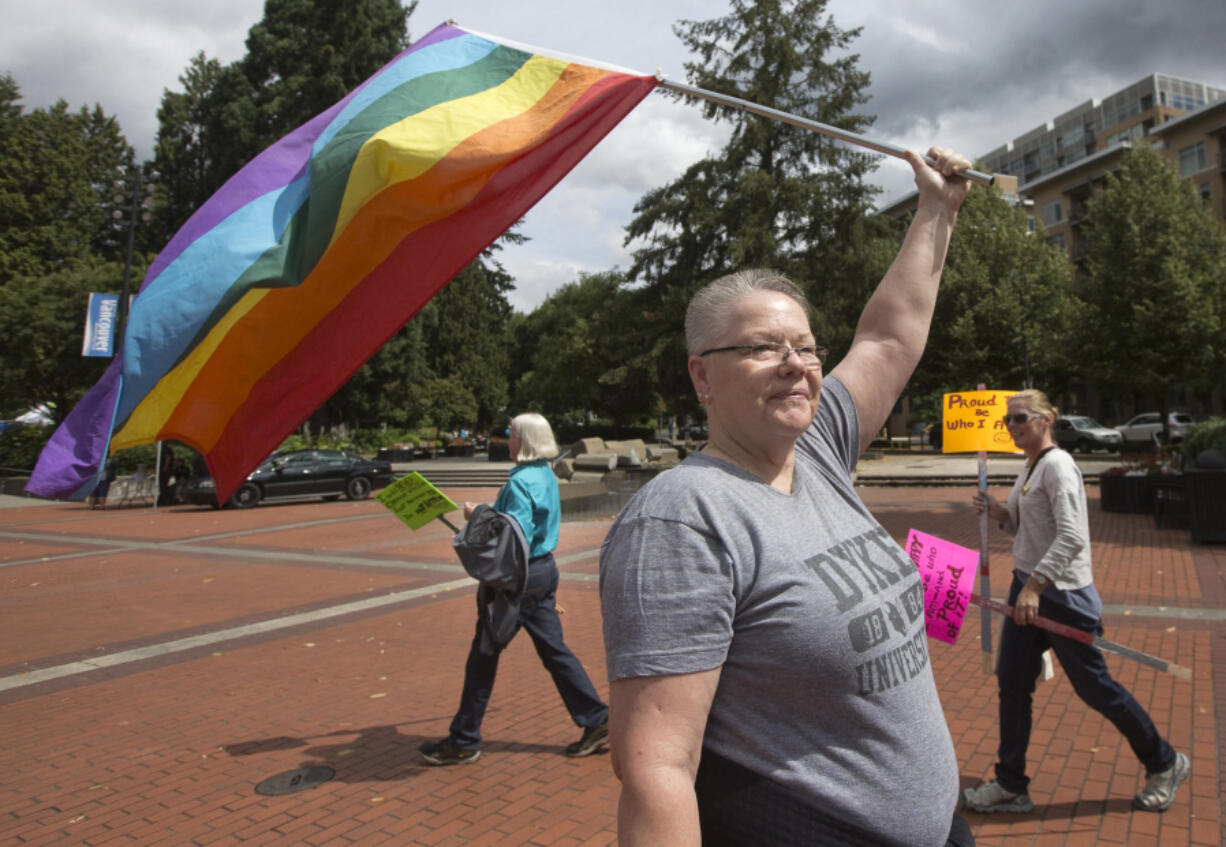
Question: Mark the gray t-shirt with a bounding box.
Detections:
[599,376,958,847]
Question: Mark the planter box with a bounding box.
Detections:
[376,448,415,462]
[1151,476,1189,529]
[1185,469,1226,543]
[1,476,32,496]
[1099,474,1155,514]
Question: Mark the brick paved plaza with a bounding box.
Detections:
[1,482,1222,846]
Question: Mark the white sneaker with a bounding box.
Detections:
[961,780,1034,813]
[1133,752,1190,812]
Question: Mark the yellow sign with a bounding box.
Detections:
[941,390,1022,453]
[376,472,458,530]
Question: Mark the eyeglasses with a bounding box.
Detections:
[699,343,828,367]
[1001,413,1040,426]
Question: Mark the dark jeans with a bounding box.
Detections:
[448,555,609,749]
[994,573,1174,793]
[696,747,974,846]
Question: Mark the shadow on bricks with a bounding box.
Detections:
[222,723,441,783]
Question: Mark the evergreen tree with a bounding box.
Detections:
[152,54,253,242]
[628,0,876,286]
[624,0,878,409]
[236,0,412,180]
[0,74,20,126]
[1078,146,1226,435]
[418,252,515,430]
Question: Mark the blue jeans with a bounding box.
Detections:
[448,555,609,749]
[994,573,1174,793]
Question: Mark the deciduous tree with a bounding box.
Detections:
[1078,146,1226,436]
[511,271,664,429]
[0,262,125,417]
[907,181,1076,402]
[0,80,131,284]
[624,0,878,412]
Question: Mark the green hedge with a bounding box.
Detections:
[274,428,452,456]
[0,424,462,480]
[0,429,171,478]
[0,425,53,473]
[1183,417,1226,463]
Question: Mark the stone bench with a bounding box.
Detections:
[572,453,618,472]
[647,445,679,462]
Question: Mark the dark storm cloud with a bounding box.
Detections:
[3,0,1222,308]
[857,0,1226,153]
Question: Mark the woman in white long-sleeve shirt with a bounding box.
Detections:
[963,389,1188,815]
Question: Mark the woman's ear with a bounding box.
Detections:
[688,355,709,404]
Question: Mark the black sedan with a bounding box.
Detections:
[186,449,394,508]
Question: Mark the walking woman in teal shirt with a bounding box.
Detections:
[420,413,610,765]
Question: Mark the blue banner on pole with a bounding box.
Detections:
[82,293,120,357]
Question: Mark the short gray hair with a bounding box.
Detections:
[684,269,815,356]
[510,412,559,462]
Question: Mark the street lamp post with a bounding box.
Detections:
[112,167,156,348]
[1011,269,1034,389]
[111,166,160,504]
[1020,317,1033,389]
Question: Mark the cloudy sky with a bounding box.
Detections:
[3,0,1224,311]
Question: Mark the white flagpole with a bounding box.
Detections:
[154,441,162,511]
[976,382,992,673]
[657,78,996,187]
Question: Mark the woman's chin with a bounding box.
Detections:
[769,408,816,435]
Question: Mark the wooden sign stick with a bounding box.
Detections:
[969,593,1192,680]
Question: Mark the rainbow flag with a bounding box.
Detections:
[28,23,658,502]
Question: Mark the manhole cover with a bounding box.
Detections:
[255,766,335,796]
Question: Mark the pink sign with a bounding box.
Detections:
[905,529,979,644]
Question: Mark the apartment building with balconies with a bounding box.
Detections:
[873,74,1226,429]
[982,75,1226,264]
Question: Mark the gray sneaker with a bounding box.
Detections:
[564,719,609,758]
[419,737,481,766]
[961,780,1034,813]
[1133,752,1190,812]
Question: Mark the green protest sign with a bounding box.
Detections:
[376,472,458,531]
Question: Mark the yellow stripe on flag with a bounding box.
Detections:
[333,53,569,244]
[110,288,271,451]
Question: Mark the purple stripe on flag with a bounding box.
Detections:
[406,21,464,52]
[25,359,122,500]
[142,23,464,286]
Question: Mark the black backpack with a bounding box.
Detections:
[452,505,530,651]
